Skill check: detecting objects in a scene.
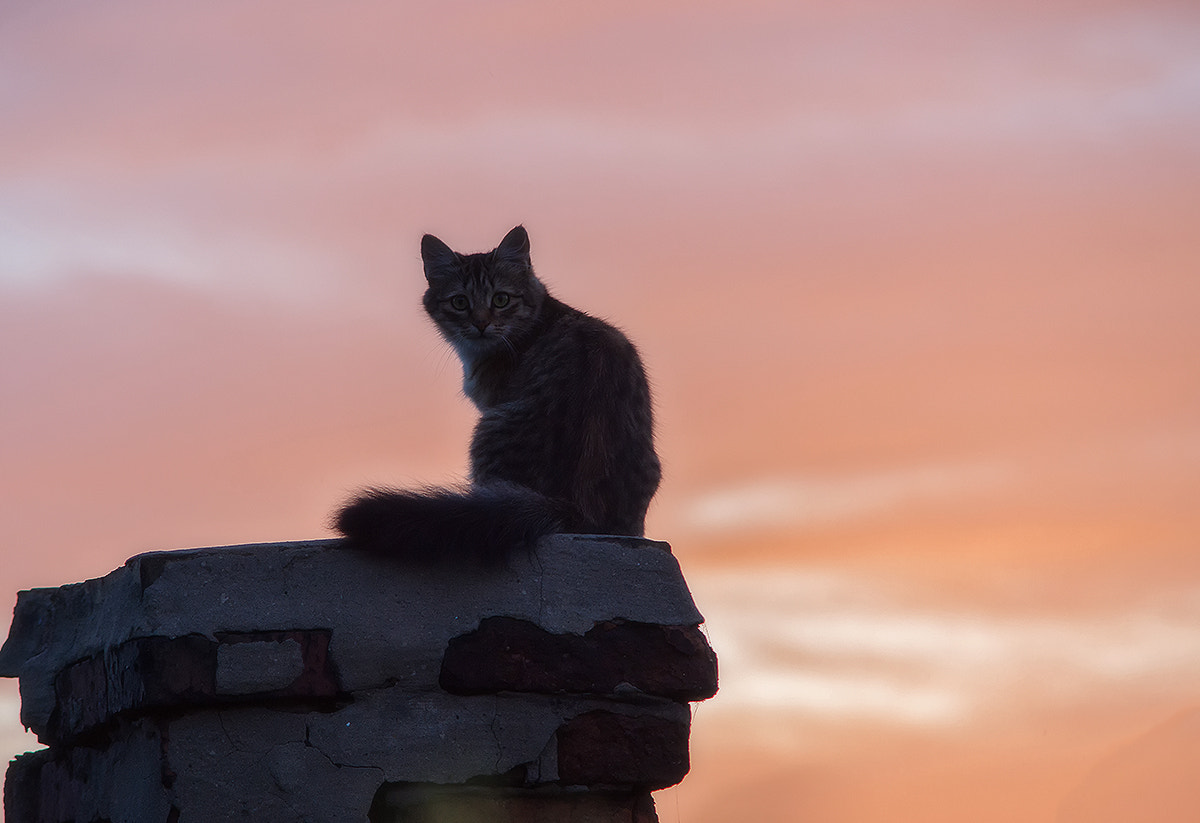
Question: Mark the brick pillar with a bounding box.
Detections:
[1,535,717,823]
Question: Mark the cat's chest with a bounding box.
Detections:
[462,355,527,410]
[461,369,497,408]
[458,322,562,410]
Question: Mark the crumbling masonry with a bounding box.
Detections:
[1,535,717,822]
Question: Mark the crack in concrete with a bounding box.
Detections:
[301,715,386,776]
[489,710,504,775]
[305,734,386,777]
[216,710,238,753]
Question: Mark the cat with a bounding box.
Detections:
[333,225,661,564]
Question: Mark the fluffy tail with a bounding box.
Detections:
[332,482,571,565]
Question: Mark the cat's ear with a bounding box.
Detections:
[421,233,458,282]
[494,225,531,266]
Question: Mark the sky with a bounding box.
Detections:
[2,1,1200,820]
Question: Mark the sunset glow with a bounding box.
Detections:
[3,1,1200,820]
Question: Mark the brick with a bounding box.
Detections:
[440,617,718,701]
[49,630,339,743]
[557,710,691,790]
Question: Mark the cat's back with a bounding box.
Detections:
[478,294,659,534]
[521,296,651,400]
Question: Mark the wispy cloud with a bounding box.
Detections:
[691,569,1200,728]
[684,462,1012,532]
[0,193,346,305]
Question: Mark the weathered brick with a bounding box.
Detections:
[49,630,339,742]
[215,630,340,699]
[440,617,717,701]
[557,710,691,790]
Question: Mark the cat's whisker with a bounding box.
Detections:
[499,333,517,359]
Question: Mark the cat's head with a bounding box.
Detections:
[421,225,548,363]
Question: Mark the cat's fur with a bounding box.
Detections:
[333,225,661,564]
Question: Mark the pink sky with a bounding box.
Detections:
[3,2,1200,820]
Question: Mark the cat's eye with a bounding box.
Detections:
[491,292,511,308]
[449,295,469,311]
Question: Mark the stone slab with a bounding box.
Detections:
[1,535,705,739]
[305,688,689,786]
